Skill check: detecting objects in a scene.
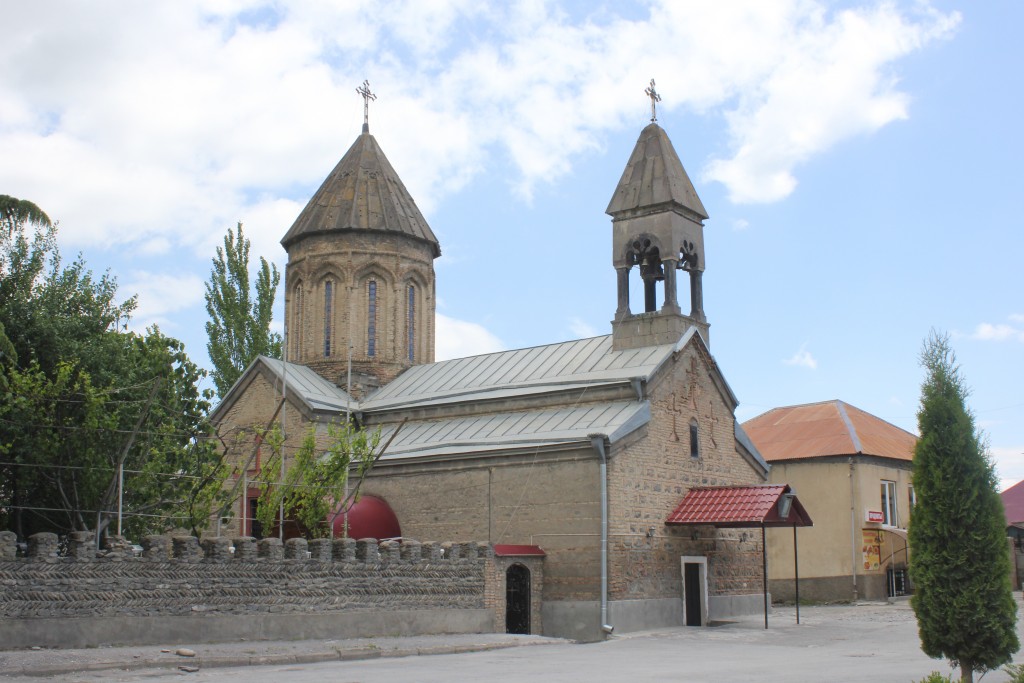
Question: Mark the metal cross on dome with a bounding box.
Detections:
[356,80,377,131]
[645,78,661,123]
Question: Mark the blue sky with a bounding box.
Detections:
[3,1,1022,486]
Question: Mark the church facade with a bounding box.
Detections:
[213,111,771,641]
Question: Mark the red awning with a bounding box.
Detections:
[493,544,546,557]
[665,485,813,528]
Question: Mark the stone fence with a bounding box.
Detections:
[0,531,497,649]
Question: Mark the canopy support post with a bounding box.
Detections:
[794,524,800,624]
[762,524,768,629]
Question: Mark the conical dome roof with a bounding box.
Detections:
[281,131,440,256]
[606,123,707,221]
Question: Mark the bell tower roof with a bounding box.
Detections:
[281,130,440,256]
[606,122,707,222]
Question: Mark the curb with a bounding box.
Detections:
[3,639,561,678]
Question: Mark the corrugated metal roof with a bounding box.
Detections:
[741,400,917,462]
[362,335,674,411]
[665,485,812,527]
[376,400,650,460]
[259,356,355,413]
[1002,480,1024,524]
[280,131,439,255]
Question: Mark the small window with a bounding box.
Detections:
[291,283,303,359]
[407,284,416,363]
[367,280,377,357]
[689,421,700,458]
[908,485,916,511]
[324,280,333,357]
[881,480,898,526]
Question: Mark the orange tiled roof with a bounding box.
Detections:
[741,400,916,463]
[665,485,812,527]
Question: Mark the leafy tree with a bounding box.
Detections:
[0,194,51,236]
[0,212,228,541]
[909,331,1018,683]
[253,421,384,539]
[204,222,281,398]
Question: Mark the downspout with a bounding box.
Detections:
[589,434,613,636]
[849,456,858,601]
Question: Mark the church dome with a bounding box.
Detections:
[331,494,402,540]
[281,130,440,257]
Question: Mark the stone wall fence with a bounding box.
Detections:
[0,531,501,649]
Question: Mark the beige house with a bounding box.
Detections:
[742,400,917,602]
[214,114,777,641]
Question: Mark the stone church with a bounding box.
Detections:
[212,106,773,641]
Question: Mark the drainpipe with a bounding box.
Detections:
[849,456,858,602]
[589,434,613,636]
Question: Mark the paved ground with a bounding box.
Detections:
[4,600,1024,682]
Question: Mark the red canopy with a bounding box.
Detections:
[666,484,812,528]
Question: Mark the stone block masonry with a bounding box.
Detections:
[0,532,496,649]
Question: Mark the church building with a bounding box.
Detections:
[213,90,777,641]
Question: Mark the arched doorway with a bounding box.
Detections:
[505,563,531,634]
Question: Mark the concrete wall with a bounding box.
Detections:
[766,456,913,602]
[0,532,494,650]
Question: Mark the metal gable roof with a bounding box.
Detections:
[360,335,675,411]
[376,400,651,461]
[741,400,917,463]
[257,356,355,413]
[665,485,813,527]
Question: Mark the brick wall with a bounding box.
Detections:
[607,342,764,601]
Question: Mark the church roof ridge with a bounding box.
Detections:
[281,130,440,255]
[605,122,708,221]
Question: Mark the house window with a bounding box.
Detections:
[367,280,377,357]
[324,280,333,357]
[881,480,898,526]
[689,420,700,458]
[407,284,416,363]
[909,485,916,511]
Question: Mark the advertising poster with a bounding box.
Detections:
[862,530,883,571]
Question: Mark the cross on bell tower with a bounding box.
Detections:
[356,79,377,133]
[645,79,661,123]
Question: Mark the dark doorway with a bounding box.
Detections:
[684,562,702,626]
[506,564,531,634]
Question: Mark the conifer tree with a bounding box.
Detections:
[204,222,281,398]
[909,332,1018,683]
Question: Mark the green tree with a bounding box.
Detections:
[0,213,228,541]
[909,332,1018,683]
[0,194,51,236]
[204,222,281,399]
[253,421,386,539]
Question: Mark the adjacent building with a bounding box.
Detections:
[743,400,917,602]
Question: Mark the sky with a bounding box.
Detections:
[2,1,1022,487]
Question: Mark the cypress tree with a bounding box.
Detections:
[909,332,1018,683]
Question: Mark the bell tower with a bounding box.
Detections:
[606,81,709,351]
[281,82,440,396]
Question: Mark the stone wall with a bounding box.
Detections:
[0,531,496,649]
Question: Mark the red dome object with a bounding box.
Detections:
[331,495,401,540]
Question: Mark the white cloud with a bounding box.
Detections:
[435,313,505,361]
[1010,313,1024,324]
[0,1,960,261]
[121,272,206,334]
[783,344,817,370]
[971,320,1024,343]
[991,446,1024,492]
[732,218,750,231]
[568,317,599,338]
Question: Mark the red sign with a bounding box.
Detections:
[866,510,884,524]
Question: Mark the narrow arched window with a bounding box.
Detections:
[367,280,377,357]
[689,420,700,458]
[324,280,333,357]
[407,284,416,363]
[290,283,304,361]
